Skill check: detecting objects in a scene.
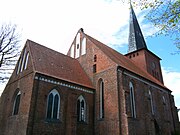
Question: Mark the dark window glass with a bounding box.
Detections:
[77,100,80,121]
[130,85,136,118]
[81,100,85,121]
[47,93,53,119]
[77,96,86,122]
[100,80,104,119]
[13,94,21,115]
[94,55,97,62]
[53,94,59,119]
[93,64,96,73]
[101,82,104,118]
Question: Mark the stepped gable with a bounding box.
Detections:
[85,34,169,90]
[27,40,93,89]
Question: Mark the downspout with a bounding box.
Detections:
[117,67,129,135]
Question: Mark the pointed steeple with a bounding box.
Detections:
[128,3,147,53]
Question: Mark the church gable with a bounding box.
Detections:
[67,28,87,59]
[27,40,93,89]
[7,40,34,84]
[67,29,117,82]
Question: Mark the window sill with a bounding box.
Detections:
[77,121,88,125]
[128,116,139,121]
[45,119,61,123]
[98,118,105,121]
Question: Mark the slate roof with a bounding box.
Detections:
[86,34,169,90]
[27,40,93,89]
[128,4,147,53]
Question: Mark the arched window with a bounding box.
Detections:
[20,48,27,72]
[12,91,21,115]
[75,33,80,58]
[129,82,136,118]
[77,95,86,122]
[162,96,166,105]
[81,37,86,55]
[16,49,29,74]
[149,90,154,115]
[99,79,104,119]
[162,95,169,120]
[23,52,29,70]
[70,44,75,58]
[46,89,60,120]
[16,57,22,74]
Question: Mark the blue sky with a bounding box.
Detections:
[0,0,180,117]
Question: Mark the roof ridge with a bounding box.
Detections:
[85,34,168,90]
[27,40,94,89]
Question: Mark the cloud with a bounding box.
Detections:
[162,67,180,108]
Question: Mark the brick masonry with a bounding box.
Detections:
[0,30,179,135]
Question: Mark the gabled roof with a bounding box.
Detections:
[128,4,147,53]
[86,34,169,90]
[27,40,93,89]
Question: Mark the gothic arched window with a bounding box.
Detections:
[99,79,104,119]
[81,37,86,55]
[162,96,166,105]
[46,89,60,120]
[75,33,80,58]
[148,90,154,115]
[129,82,136,118]
[23,52,29,70]
[77,95,86,122]
[70,44,75,58]
[12,91,21,115]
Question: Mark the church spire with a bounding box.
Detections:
[128,3,147,53]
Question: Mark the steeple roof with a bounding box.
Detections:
[85,34,168,90]
[128,3,147,53]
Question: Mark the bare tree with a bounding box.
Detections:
[0,24,21,83]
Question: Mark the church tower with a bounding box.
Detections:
[125,4,164,84]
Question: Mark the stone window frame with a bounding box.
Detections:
[75,33,80,58]
[81,37,86,55]
[16,48,29,74]
[77,95,87,122]
[23,51,29,70]
[148,90,154,115]
[12,90,21,115]
[99,79,104,119]
[129,82,136,118]
[46,89,60,120]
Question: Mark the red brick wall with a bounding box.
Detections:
[0,43,35,135]
[126,49,163,84]
[27,74,94,135]
[121,70,176,134]
[0,72,34,135]
[75,32,121,135]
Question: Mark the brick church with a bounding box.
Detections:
[0,4,179,135]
